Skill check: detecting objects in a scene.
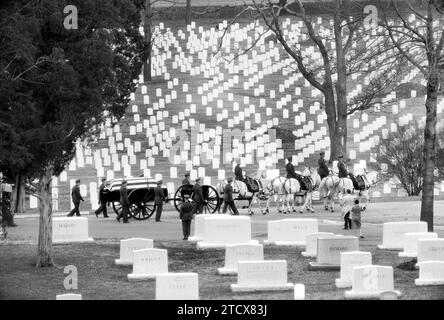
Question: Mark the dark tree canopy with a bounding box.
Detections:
[0,0,147,179]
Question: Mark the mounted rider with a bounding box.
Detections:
[337,155,367,191]
[286,156,307,190]
[318,151,329,180]
[234,160,258,193]
[234,161,244,182]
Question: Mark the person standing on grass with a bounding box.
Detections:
[222,177,239,215]
[179,193,194,240]
[340,189,354,230]
[117,180,130,223]
[154,180,166,222]
[95,177,109,218]
[351,199,364,239]
[67,179,84,217]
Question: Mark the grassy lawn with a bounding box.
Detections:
[1,239,443,300]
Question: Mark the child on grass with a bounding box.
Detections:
[351,199,364,239]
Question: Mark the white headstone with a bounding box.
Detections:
[417,238,444,265]
[309,236,359,270]
[264,219,318,246]
[335,251,372,288]
[155,273,199,300]
[188,214,226,242]
[56,293,82,300]
[231,260,294,292]
[415,261,444,286]
[345,265,400,299]
[52,217,94,244]
[128,248,168,280]
[378,222,428,250]
[197,216,258,249]
[217,244,264,275]
[301,232,334,257]
[294,283,305,300]
[399,232,438,257]
[115,238,154,265]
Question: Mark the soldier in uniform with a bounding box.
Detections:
[182,172,192,186]
[117,180,130,223]
[192,177,205,214]
[285,156,298,179]
[67,179,84,217]
[222,177,239,215]
[154,180,166,222]
[234,161,243,182]
[179,193,194,240]
[95,177,109,218]
[318,151,329,180]
[337,155,348,178]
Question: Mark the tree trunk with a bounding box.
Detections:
[11,175,25,213]
[420,75,438,232]
[186,0,192,25]
[143,0,152,82]
[333,4,348,160]
[36,166,54,267]
[324,88,341,163]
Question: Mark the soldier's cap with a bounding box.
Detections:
[195,177,201,182]
[157,180,162,185]
[227,177,233,182]
[320,151,325,155]
[121,179,127,184]
[185,172,190,177]
[101,177,106,181]
[338,154,344,158]
[75,179,81,183]
[287,156,292,161]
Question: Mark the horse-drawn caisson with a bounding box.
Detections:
[100,164,378,220]
[101,177,221,220]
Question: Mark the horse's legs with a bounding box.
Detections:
[281,195,286,213]
[248,198,254,215]
[300,195,306,213]
[287,194,292,214]
[329,195,335,212]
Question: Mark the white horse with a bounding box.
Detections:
[216,177,262,215]
[299,167,322,213]
[282,178,302,213]
[319,168,379,212]
[318,173,354,212]
[355,170,379,210]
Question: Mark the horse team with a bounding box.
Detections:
[216,157,379,215]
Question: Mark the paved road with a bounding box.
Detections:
[6,200,444,244]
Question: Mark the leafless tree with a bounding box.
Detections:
[380,0,444,231]
[216,0,408,162]
[378,122,425,196]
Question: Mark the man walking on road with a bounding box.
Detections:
[222,177,239,215]
[117,180,130,223]
[67,179,84,217]
[154,180,166,222]
[95,177,109,218]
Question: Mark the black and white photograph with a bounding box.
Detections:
[1,0,444,307]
